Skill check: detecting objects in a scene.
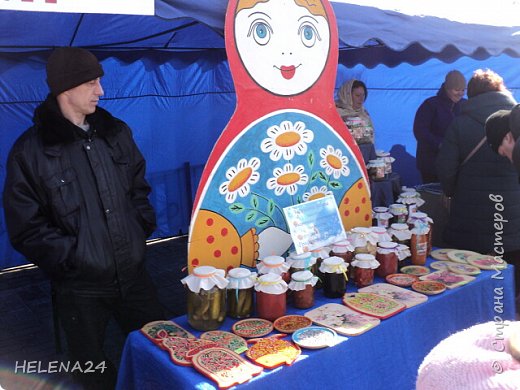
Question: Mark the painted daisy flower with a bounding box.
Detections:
[319,145,350,179]
[266,163,308,196]
[260,120,314,161]
[303,185,333,201]
[219,157,261,203]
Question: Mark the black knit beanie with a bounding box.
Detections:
[485,110,511,154]
[46,47,104,96]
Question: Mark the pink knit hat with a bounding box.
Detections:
[417,321,520,389]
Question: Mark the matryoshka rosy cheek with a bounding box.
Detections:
[234,0,330,96]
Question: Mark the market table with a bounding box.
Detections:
[116,260,515,390]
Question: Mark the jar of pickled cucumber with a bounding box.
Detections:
[181,266,229,331]
[255,273,288,321]
[226,268,256,319]
[288,270,318,309]
[257,255,291,283]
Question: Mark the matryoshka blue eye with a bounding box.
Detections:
[299,23,320,48]
[251,21,272,46]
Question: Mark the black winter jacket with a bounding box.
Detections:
[3,96,156,296]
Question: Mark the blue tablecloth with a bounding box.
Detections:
[116,260,515,390]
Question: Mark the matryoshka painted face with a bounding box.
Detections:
[235,0,330,96]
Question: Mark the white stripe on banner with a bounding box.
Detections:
[0,0,154,15]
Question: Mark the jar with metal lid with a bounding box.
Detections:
[289,270,318,309]
[351,254,380,288]
[389,203,408,224]
[286,251,317,276]
[182,266,229,331]
[375,241,399,277]
[255,273,288,321]
[319,256,349,298]
[388,223,412,247]
[310,247,331,289]
[348,227,378,256]
[408,212,433,255]
[257,255,291,283]
[226,268,257,319]
[367,159,386,182]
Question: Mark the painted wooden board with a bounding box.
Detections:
[292,326,337,349]
[245,337,301,369]
[342,292,406,319]
[232,318,273,339]
[419,270,475,289]
[411,281,446,295]
[385,273,419,287]
[359,283,428,308]
[200,330,248,354]
[304,302,380,336]
[140,320,195,348]
[273,315,312,334]
[192,347,263,389]
[466,254,508,270]
[187,0,371,272]
[161,337,215,367]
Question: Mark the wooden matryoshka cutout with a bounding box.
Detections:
[188,0,371,272]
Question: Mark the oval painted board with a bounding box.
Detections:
[342,292,406,319]
[419,270,475,289]
[200,330,248,354]
[430,248,457,261]
[232,318,273,338]
[385,273,419,287]
[192,347,263,389]
[411,280,446,295]
[292,326,337,349]
[359,283,427,308]
[273,315,312,334]
[446,249,481,264]
[447,263,481,276]
[466,254,508,270]
[430,261,453,271]
[304,303,380,336]
[140,320,195,348]
[400,265,430,276]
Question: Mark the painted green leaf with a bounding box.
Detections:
[255,217,270,227]
[229,203,245,214]
[246,211,257,222]
[267,199,275,216]
[329,181,343,190]
[250,195,259,209]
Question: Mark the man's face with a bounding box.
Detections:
[498,132,516,162]
[63,78,103,116]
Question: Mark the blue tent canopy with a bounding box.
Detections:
[0,1,519,269]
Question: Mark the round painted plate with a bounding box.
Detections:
[400,265,430,276]
[466,254,508,270]
[273,315,312,334]
[411,280,446,295]
[446,250,481,264]
[386,273,419,287]
[292,326,336,349]
[232,318,274,338]
[430,261,453,271]
[430,248,457,261]
[447,263,481,276]
[200,330,248,354]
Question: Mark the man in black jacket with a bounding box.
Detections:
[3,47,165,389]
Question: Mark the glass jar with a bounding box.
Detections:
[376,151,395,176]
[397,190,425,215]
[408,212,433,255]
[319,256,349,298]
[367,159,386,182]
[409,219,431,266]
[375,241,399,277]
[370,226,392,244]
[257,255,291,283]
[351,254,380,288]
[182,266,229,331]
[226,268,256,319]
[289,270,318,309]
[389,203,408,224]
[388,223,412,247]
[255,273,288,321]
[286,251,317,276]
[349,227,377,256]
[397,243,412,267]
[372,207,393,228]
[310,247,331,289]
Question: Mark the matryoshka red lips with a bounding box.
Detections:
[280,65,296,79]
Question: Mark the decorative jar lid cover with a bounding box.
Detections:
[367,159,385,168]
[254,273,288,294]
[310,247,331,260]
[373,206,389,213]
[287,251,316,269]
[397,244,411,260]
[319,256,349,274]
[289,270,319,291]
[397,190,425,206]
[377,241,399,250]
[370,226,392,242]
[408,212,432,234]
[375,150,390,157]
[349,227,378,247]
[351,254,380,269]
[389,203,408,214]
[388,223,412,240]
[181,266,229,293]
[227,268,257,289]
[257,255,290,275]
[331,239,354,253]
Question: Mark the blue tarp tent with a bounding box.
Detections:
[1,0,519,269]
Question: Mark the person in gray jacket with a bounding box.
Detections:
[3,47,165,389]
[436,69,520,269]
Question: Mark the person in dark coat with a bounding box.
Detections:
[3,47,165,389]
[414,70,466,183]
[437,69,520,267]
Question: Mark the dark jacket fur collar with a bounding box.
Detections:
[34,95,121,146]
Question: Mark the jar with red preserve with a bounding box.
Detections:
[288,270,318,309]
[319,256,349,298]
[408,212,433,255]
[286,251,317,276]
[410,224,430,266]
[254,273,288,321]
[310,247,331,289]
[181,266,229,331]
[257,255,291,283]
[375,241,399,277]
[226,268,257,319]
[351,254,380,288]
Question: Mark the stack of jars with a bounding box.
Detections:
[182,266,229,331]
